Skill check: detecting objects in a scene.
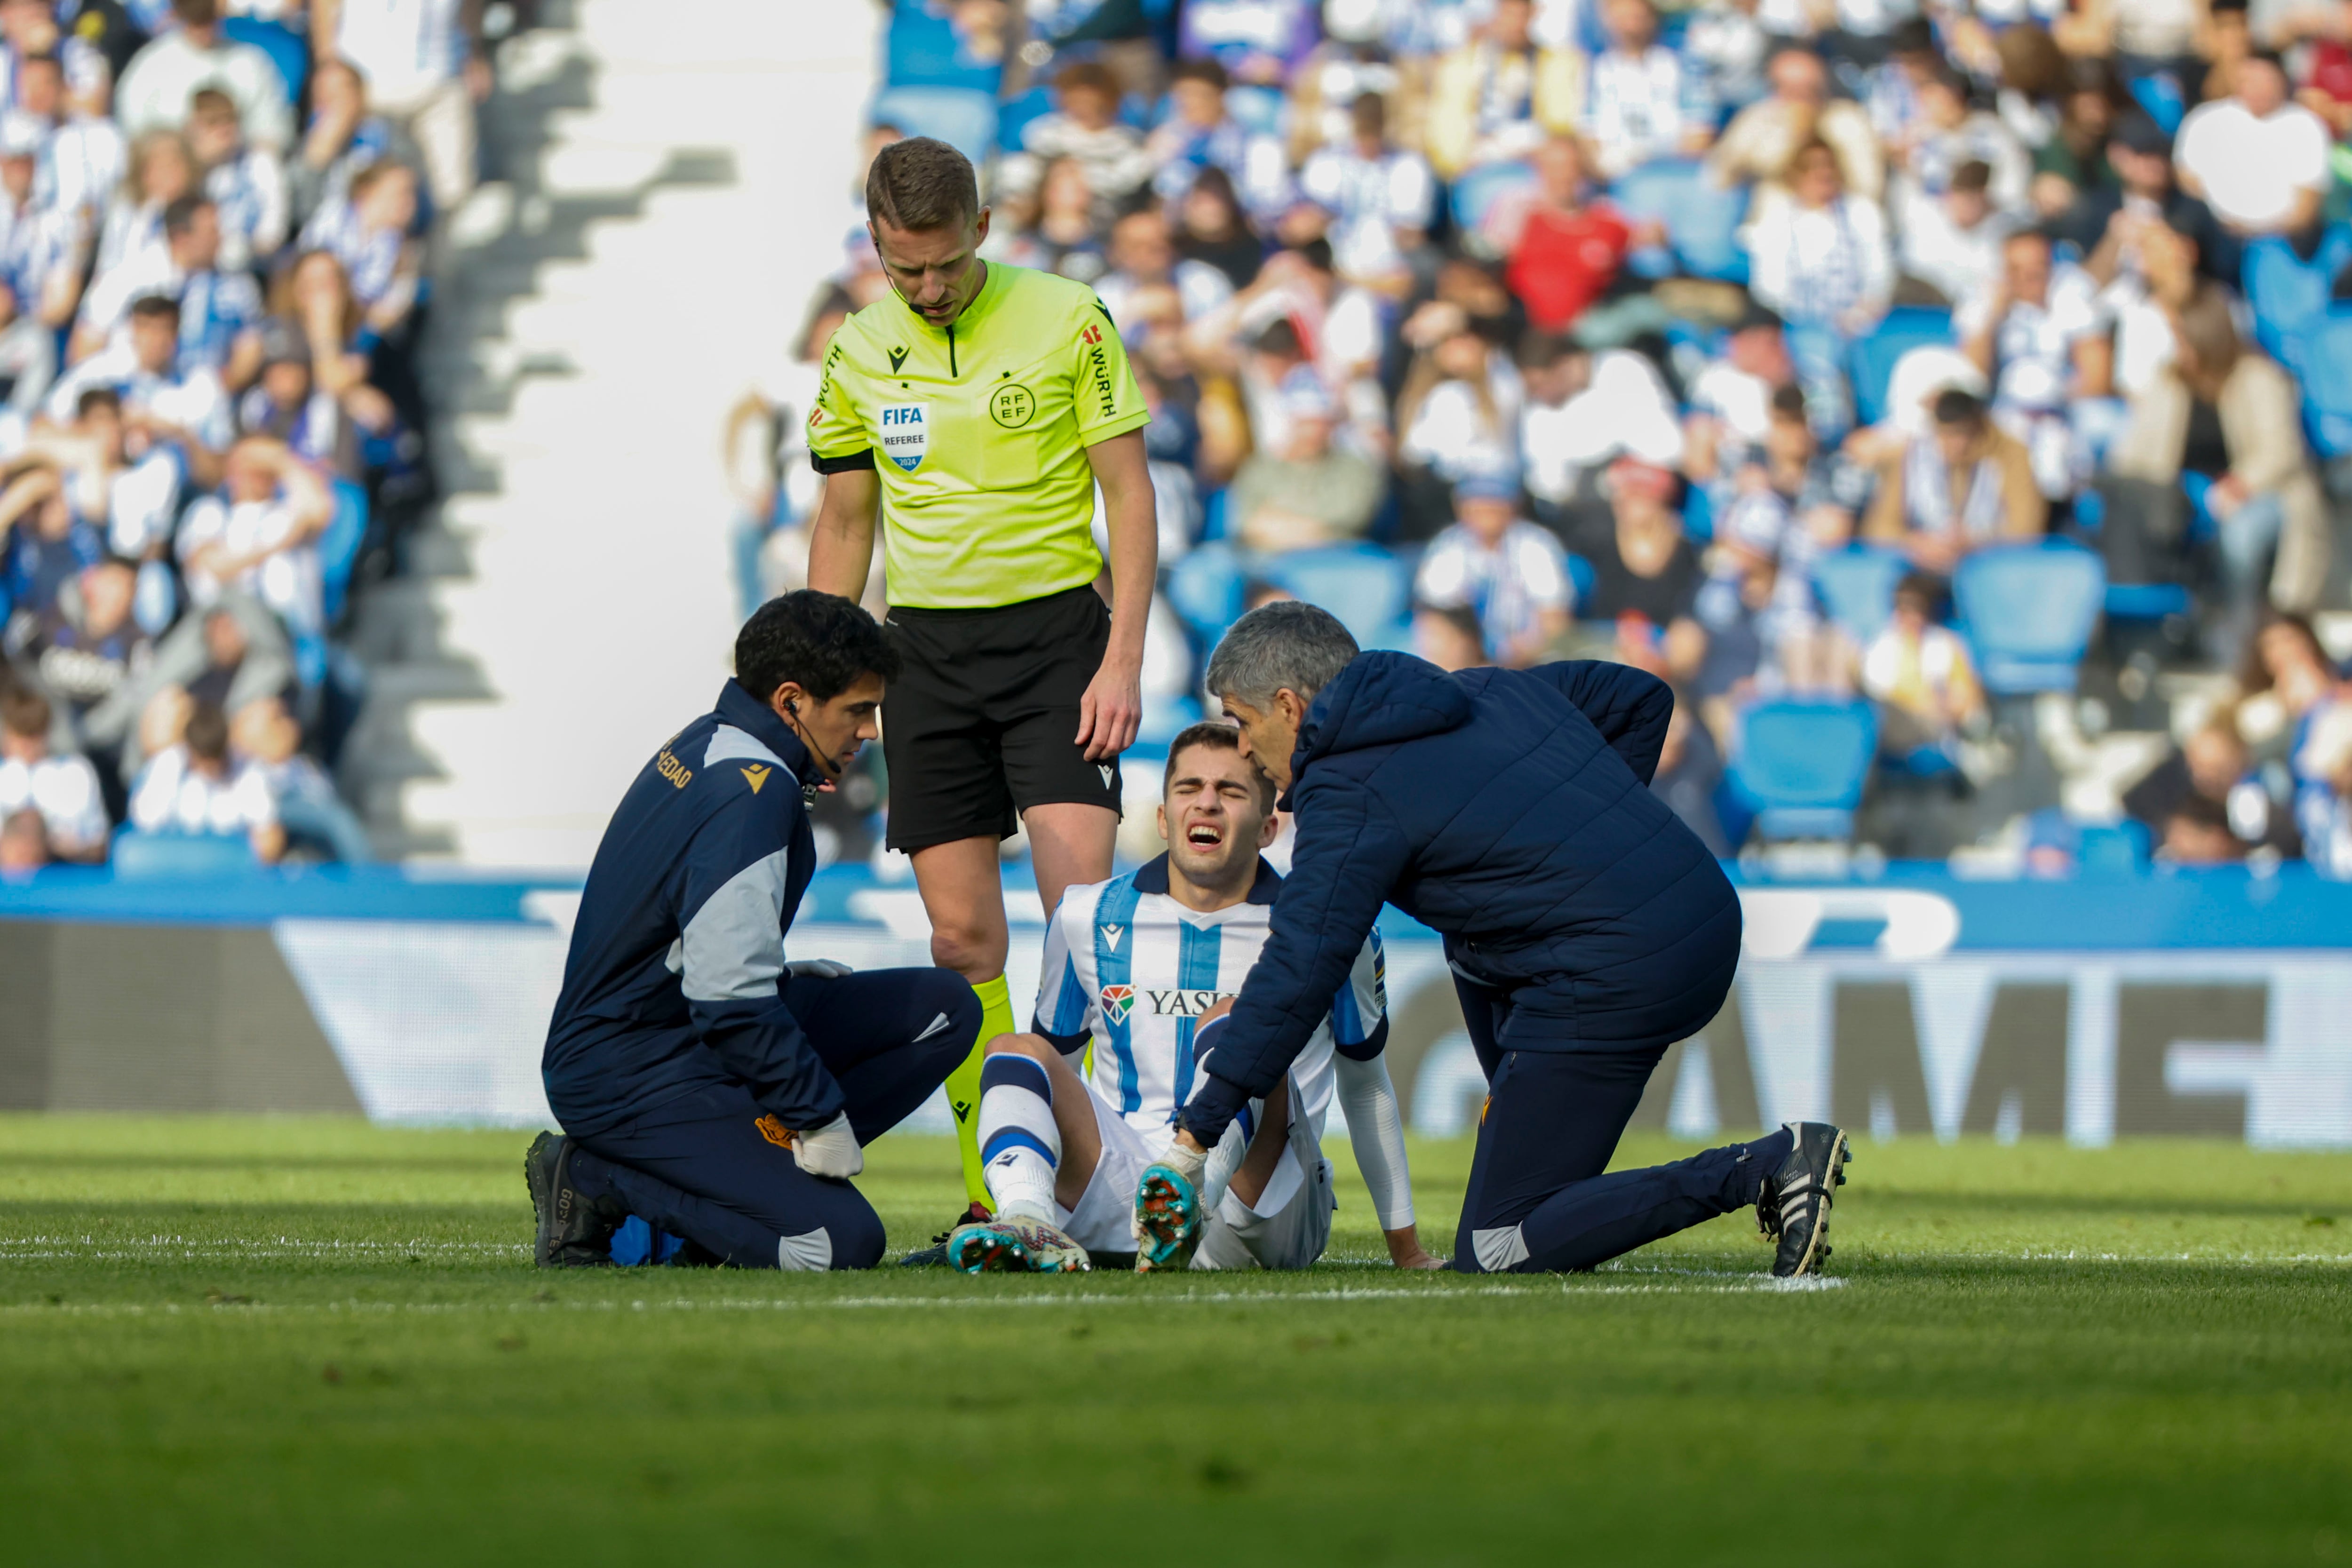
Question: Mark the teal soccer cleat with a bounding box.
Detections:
[1131,1163,1205,1273]
[946,1217,1091,1274]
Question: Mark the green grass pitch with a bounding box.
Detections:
[3,1116,2349,1565]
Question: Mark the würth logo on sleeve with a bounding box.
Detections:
[1080,323,1103,346]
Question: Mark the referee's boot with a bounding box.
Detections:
[1757,1122,1850,1278]
[524,1132,625,1268]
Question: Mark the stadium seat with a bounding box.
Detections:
[870,86,1001,163]
[1726,700,1878,841]
[2240,232,2352,374]
[1609,159,1748,281]
[2127,70,2187,135]
[222,16,307,105]
[1952,542,2106,694]
[111,831,261,877]
[320,481,369,627]
[1260,544,1413,649]
[996,86,1054,152]
[1808,546,1907,642]
[1849,307,1955,428]
[1564,551,1597,608]
[1450,160,1534,231]
[1166,540,1245,645]
[1140,691,1204,746]
[882,0,1001,92]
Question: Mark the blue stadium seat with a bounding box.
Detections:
[2127,71,2187,135]
[320,480,369,626]
[1727,700,1878,841]
[1953,542,2106,694]
[1808,546,1908,642]
[2079,818,2153,874]
[1166,540,1245,645]
[1564,551,1597,608]
[2295,310,2352,454]
[1450,160,1534,231]
[1140,691,1204,746]
[996,86,1054,152]
[1260,544,1412,649]
[1610,159,1748,281]
[883,0,1001,92]
[870,86,1001,162]
[111,831,260,877]
[2240,232,2352,374]
[1848,307,1955,427]
[222,17,307,105]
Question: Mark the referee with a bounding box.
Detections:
[805,136,1157,1219]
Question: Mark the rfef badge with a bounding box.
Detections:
[879,403,928,472]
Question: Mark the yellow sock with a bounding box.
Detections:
[951,974,1017,1210]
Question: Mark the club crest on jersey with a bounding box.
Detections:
[879,403,928,472]
[1100,984,1135,1023]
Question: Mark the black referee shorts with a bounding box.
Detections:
[882,585,1123,854]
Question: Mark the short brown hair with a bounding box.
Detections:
[866,137,978,234]
[1,679,50,740]
[1164,721,1275,813]
[1054,61,1120,99]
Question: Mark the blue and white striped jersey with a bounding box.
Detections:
[1032,853,1387,1146]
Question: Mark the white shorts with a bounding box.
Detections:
[1058,1082,1335,1271]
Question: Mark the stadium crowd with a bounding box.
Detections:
[0,0,479,874]
[737,0,2352,877]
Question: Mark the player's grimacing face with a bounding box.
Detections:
[1157,745,1275,881]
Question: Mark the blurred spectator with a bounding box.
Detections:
[11,554,152,735]
[1863,388,2044,572]
[1171,166,1264,290]
[1297,93,1433,285]
[1683,0,1770,115]
[2123,707,2301,857]
[1227,369,1383,551]
[17,47,126,228]
[1744,138,1891,437]
[0,802,43,871]
[84,593,292,772]
[2067,112,2234,303]
[0,678,106,860]
[1423,0,1580,178]
[94,128,196,290]
[1518,332,1683,525]
[187,87,286,273]
[1011,61,1152,213]
[47,293,233,488]
[1396,303,1521,501]
[1860,571,1986,764]
[1148,56,1287,218]
[236,320,369,480]
[1482,135,1637,334]
[1582,0,1711,179]
[2173,52,2329,238]
[127,694,280,859]
[0,0,109,121]
[1895,67,2031,225]
[1957,227,2113,497]
[271,248,398,436]
[2155,789,2248,864]
[989,154,1110,284]
[0,461,101,614]
[0,109,77,353]
[74,194,264,382]
[114,0,292,151]
[1413,468,1573,667]
[1575,457,1706,683]
[2022,54,2124,219]
[2295,701,2352,876]
[1708,45,1885,216]
[313,0,487,213]
[176,436,333,643]
[1685,304,1795,486]
[296,160,422,330]
[1413,599,1492,671]
[1180,0,1319,89]
[1897,159,2015,307]
[1098,205,1232,333]
[2106,286,2329,648]
[291,56,418,231]
[229,692,369,862]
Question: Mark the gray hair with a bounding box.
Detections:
[1204,601,1360,711]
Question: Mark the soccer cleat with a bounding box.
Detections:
[899,1201,995,1267]
[946,1217,1091,1274]
[1758,1121,1851,1278]
[524,1131,623,1268]
[1132,1162,1205,1274]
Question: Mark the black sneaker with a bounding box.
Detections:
[898,1201,993,1267]
[1758,1122,1850,1278]
[524,1131,622,1268]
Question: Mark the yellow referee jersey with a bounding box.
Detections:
[805,263,1151,611]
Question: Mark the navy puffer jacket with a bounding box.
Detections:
[1183,653,1740,1141]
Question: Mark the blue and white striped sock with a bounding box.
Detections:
[976,1054,1059,1223]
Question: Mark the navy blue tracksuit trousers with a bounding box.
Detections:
[565,969,976,1271]
[1449,977,1789,1274]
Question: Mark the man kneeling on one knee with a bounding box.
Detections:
[525,591,980,1270]
[942,721,1438,1274]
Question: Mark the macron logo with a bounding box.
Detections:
[1100,924,1126,952]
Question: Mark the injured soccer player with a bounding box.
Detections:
[936,722,1440,1274]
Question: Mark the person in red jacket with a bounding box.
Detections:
[1482,135,1655,333]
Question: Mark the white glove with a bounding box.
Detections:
[791,1111,863,1178]
[785,959,854,979]
[1156,1135,1208,1189]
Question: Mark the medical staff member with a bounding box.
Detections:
[804,135,1157,1222]
[527,592,978,1270]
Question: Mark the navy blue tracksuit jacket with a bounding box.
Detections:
[543,680,846,1138]
[1182,653,1742,1143]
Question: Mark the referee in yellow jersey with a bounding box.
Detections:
[805,137,1157,1226]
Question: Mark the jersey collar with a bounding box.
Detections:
[715,679,822,788]
[1132,851,1284,907]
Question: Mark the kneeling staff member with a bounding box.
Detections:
[526,591,980,1270]
[1134,602,1851,1278]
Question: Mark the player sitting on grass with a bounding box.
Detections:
[938,722,1439,1274]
